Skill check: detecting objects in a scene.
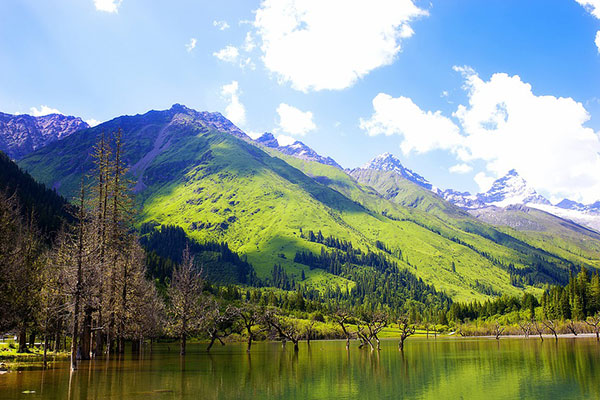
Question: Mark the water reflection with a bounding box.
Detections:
[1,338,600,399]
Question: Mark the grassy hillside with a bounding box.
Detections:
[19,106,598,303]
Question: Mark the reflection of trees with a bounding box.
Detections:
[6,339,600,399]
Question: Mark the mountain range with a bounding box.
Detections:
[5,104,600,303]
[0,111,89,159]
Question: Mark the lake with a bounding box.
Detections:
[1,337,600,399]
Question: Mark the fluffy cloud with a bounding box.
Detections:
[221,81,246,127]
[449,163,473,174]
[94,0,122,13]
[453,68,600,202]
[185,38,197,53]
[276,104,316,136]
[359,94,463,154]
[361,68,600,202]
[276,135,297,146]
[575,1,600,50]
[213,45,239,63]
[575,0,600,18]
[85,119,101,127]
[253,0,427,92]
[30,105,62,116]
[213,20,230,31]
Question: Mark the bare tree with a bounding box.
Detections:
[204,302,239,351]
[493,323,504,340]
[238,305,264,352]
[167,246,205,355]
[566,320,578,336]
[333,310,354,350]
[532,321,545,342]
[362,311,387,351]
[305,320,316,345]
[397,316,416,352]
[585,313,600,342]
[543,320,558,342]
[517,320,531,338]
[263,310,302,352]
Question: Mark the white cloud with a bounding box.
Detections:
[474,172,495,192]
[575,0,600,18]
[361,68,600,202]
[276,135,297,146]
[213,20,230,31]
[276,104,316,136]
[253,0,427,92]
[454,68,600,203]
[85,119,101,127]
[243,32,256,52]
[213,45,239,63]
[449,163,472,174]
[94,0,122,13]
[359,93,463,154]
[596,30,600,52]
[185,38,197,53]
[30,105,62,116]
[221,81,246,126]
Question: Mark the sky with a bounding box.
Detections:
[1,0,600,203]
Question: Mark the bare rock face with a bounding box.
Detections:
[0,112,89,159]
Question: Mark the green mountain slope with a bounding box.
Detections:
[18,105,598,302]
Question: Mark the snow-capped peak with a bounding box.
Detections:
[479,169,550,207]
[362,153,434,190]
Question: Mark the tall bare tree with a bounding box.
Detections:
[168,245,205,355]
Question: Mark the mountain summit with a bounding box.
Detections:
[477,169,551,207]
[254,132,342,168]
[361,153,433,190]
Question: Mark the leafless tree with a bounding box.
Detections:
[305,320,316,345]
[237,304,264,352]
[543,320,558,342]
[585,313,600,342]
[517,320,531,338]
[493,323,504,340]
[398,316,416,352]
[333,310,354,350]
[167,246,205,355]
[204,302,239,351]
[533,321,545,342]
[263,310,302,352]
[565,320,578,336]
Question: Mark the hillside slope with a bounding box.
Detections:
[18,105,598,302]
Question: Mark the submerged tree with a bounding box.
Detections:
[585,313,600,342]
[238,304,264,352]
[263,310,302,352]
[334,310,354,350]
[168,245,205,355]
[397,316,416,352]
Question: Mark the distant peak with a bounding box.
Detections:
[255,132,279,148]
[362,152,433,190]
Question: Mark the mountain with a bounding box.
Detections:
[360,153,434,190]
[0,151,73,239]
[438,170,600,231]
[18,105,600,303]
[440,169,550,209]
[254,132,341,168]
[0,111,89,159]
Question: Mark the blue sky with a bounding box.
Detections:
[1,0,600,202]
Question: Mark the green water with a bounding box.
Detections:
[1,337,600,399]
